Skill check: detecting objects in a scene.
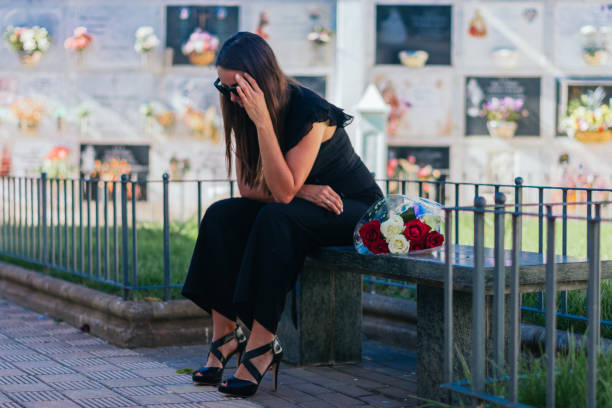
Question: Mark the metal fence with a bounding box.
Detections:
[0,173,610,313]
[439,195,610,407]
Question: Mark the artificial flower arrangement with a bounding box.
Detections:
[354,195,444,255]
[480,96,528,138]
[480,97,527,122]
[134,26,159,54]
[307,9,332,45]
[39,146,74,178]
[559,87,612,143]
[10,98,44,131]
[64,27,93,52]
[4,25,51,65]
[184,105,220,142]
[181,29,219,66]
[307,26,332,45]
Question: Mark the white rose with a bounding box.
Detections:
[380,215,404,240]
[388,234,410,255]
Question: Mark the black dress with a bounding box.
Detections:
[181,84,383,333]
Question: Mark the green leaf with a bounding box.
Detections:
[176,368,195,374]
[400,207,416,223]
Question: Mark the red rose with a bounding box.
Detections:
[359,220,383,247]
[370,239,390,254]
[409,240,427,252]
[403,219,431,242]
[425,231,444,249]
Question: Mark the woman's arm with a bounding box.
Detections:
[234,73,325,203]
[235,160,275,202]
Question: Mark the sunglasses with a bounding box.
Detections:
[214,78,239,97]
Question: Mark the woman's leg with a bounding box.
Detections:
[227,198,369,383]
[181,197,264,370]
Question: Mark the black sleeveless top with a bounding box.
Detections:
[281,84,383,204]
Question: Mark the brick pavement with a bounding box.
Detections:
[0,297,421,407]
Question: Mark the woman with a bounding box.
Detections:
[182,32,383,397]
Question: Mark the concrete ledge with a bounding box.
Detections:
[0,261,212,348]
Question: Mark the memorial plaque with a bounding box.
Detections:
[388,146,450,171]
[65,4,161,68]
[294,76,326,97]
[243,2,336,68]
[166,5,239,65]
[465,76,540,137]
[374,71,454,139]
[375,5,452,65]
[555,4,612,70]
[79,143,150,200]
[556,77,612,136]
[462,3,544,69]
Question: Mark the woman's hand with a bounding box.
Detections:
[234,73,272,128]
[296,184,343,215]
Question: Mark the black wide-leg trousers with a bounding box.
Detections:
[181,197,369,334]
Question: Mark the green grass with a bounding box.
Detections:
[452,338,612,407]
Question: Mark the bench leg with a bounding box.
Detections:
[278,263,362,366]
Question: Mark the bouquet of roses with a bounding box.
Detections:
[354,195,444,255]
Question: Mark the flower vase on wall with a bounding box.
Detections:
[486,120,517,138]
[19,51,42,67]
[311,43,328,65]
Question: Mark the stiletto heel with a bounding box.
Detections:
[218,336,283,397]
[192,326,248,386]
[272,362,280,391]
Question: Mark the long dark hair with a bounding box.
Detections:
[216,32,292,187]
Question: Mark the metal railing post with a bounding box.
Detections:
[443,207,454,402]
[545,205,556,408]
[163,174,171,301]
[121,174,129,299]
[493,192,506,376]
[41,173,48,270]
[472,196,486,397]
[587,204,601,408]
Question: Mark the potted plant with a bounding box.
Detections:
[4,25,51,66]
[480,97,528,138]
[559,87,612,143]
[580,25,609,67]
[10,98,44,132]
[181,29,219,66]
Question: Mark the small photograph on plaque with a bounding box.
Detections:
[79,144,150,201]
[166,6,239,66]
[375,5,452,66]
[465,77,540,137]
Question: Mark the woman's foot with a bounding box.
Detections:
[220,321,275,386]
[193,311,247,385]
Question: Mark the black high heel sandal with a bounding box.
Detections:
[218,336,283,397]
[192,325,248,385]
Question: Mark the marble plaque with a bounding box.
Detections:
[465,76,540,137]
[462,3,544,69]
[555,4,612,70]
[243,1,336,69]
[373,71,455,140]
[64,3,162,68]
[376,5,452,66]
[166,5,239,65]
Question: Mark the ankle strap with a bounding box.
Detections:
[240,337,282,383]
[209,326,242,366]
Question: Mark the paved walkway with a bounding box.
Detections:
[0,297,419,408]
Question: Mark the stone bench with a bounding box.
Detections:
[278,244,612,402]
